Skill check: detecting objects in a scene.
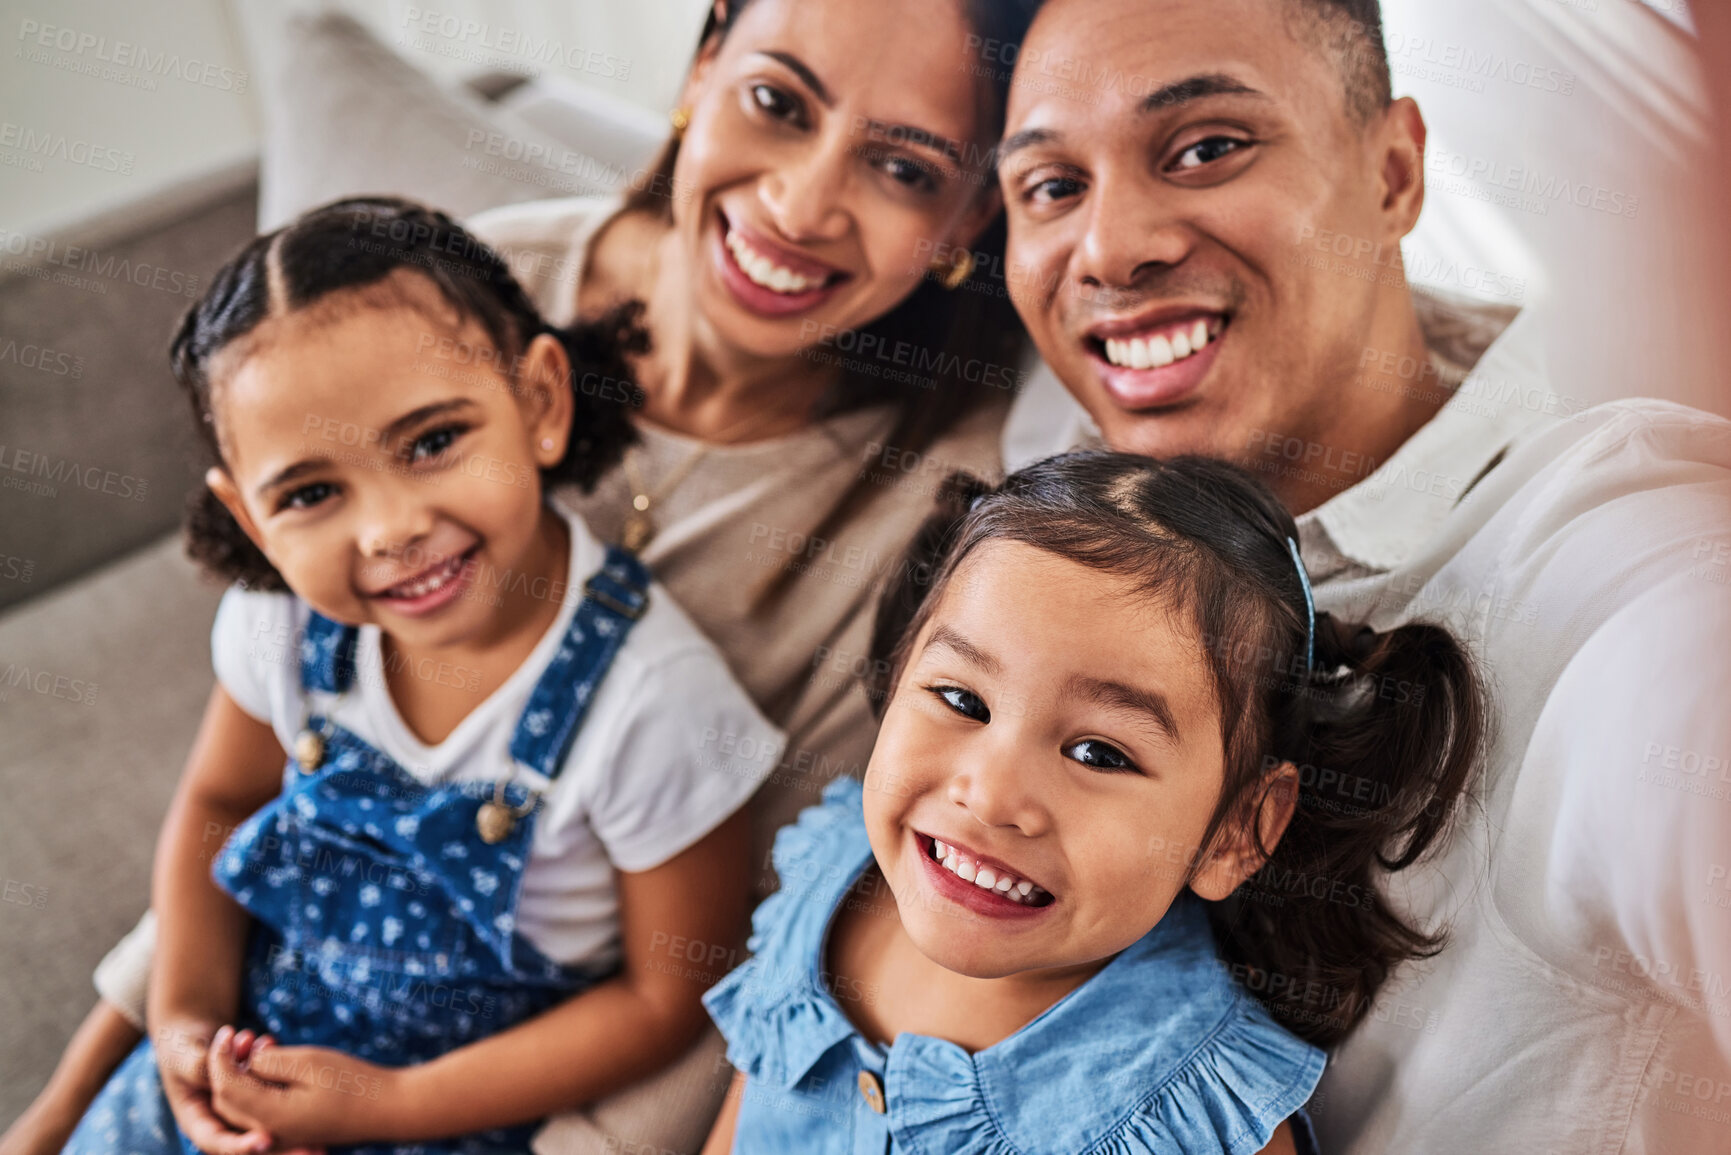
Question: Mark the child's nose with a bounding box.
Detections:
[360,490,435,557]
[947,748,1049,836]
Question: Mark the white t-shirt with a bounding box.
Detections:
[211,506,784,970]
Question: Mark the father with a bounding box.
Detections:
[995,0,1731,1151]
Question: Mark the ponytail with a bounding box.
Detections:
[1210,612,1488,1047]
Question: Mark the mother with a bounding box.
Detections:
[7,1,1039,1153]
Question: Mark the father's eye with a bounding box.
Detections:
[1024,174,1085,207]
[1172,135,1247,171]
[280,481,335,511]
[1063,738,1137,773]
[750,83,805,127]
[928,684,990,723]
[406,425,465,463]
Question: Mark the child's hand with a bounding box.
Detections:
[207,1027,400,1150]
[154,1018,274,1155]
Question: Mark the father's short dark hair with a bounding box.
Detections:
[1288,0,1392,124]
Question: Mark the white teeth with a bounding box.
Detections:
[928,838,1048,904]
[388,553,463,599]
[725,228,823,294]
[1102,319,1218,370]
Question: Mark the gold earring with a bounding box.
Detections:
[669,107,692,140]
[933,248,975,291]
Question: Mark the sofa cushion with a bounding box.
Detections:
[0,533,221,1117]
[259,12,657,230]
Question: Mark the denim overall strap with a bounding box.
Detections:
[510,545,649,780]
[299,608,359,693]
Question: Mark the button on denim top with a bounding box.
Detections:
[704,778,1327,1155]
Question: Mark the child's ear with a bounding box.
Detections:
[205,466,270,557]
[520,333,574,467]
[1189,762,1300,902]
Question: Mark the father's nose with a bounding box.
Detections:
[1074,172,1194,292]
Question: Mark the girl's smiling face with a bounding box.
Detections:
[205,278,573,649]
[864,540,1287,980]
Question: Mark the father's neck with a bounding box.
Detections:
[1280,283,1445,518]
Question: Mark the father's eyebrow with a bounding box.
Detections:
[1140,72,1268,112]
[998,73,1268,161]
[1064,672,1182,744]
[922,624,1003,676]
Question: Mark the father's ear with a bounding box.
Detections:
[1374,96,1428,242]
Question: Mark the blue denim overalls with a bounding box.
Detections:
[67,547,651,1155]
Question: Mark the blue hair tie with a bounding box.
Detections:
[1286,535,1315,675]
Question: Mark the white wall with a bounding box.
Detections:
[0,0,259,238]
[0,0,709,240]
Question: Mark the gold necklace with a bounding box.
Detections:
[620,444,709,552]
[618,400,803,552]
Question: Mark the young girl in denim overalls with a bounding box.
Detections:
[700,454,1489,1155]
[65,198,781,1154]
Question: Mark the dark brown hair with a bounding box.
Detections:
[171,197,645,592]
[622,0,1041,460]
[869,451,1488,1048]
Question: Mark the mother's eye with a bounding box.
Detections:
[1062,738,1137,773]
[750,82,806,127]
[928,684,990,723]
[1171,135,1249,171]
[873,152,939,194]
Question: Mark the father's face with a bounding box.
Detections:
[1000,0,1418,465]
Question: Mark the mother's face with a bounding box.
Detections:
[670,0,1001,359]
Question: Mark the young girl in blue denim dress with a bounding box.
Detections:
[64,198,782,1155]
[701,453,1488,1154]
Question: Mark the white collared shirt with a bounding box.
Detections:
[1004,292,1731,1153]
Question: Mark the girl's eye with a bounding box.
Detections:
[1063,738,1138,773]
[281,481,335,511]
[1172,135,1248,171]
[928,684,990,723]
[405,425,465,463]
[750,83,806,127]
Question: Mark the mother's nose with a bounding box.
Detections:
[758,132,852,242]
